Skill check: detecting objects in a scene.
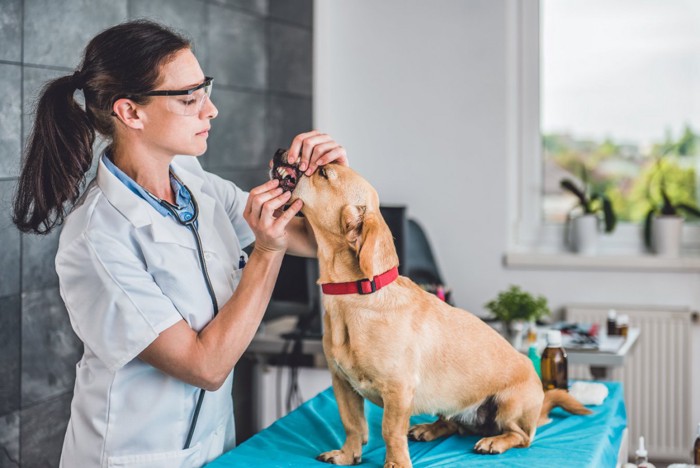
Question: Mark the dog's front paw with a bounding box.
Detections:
[316,450,361,465]
[384,460,412,468]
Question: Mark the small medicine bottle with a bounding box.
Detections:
[540,330,568,391]
[634,436,656,468]
[616,314,629,338]
[607,309,618,335]
[694,422,700,465]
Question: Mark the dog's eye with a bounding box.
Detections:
[318,167,327,179]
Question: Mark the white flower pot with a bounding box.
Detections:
[569,214,599,255]
[651,215,683,257]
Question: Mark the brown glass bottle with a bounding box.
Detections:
[540,330,568,391]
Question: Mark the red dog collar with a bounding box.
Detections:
[321,266,399,295]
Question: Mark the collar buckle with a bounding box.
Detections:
[356,278,377,295]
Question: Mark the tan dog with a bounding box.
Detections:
[283,162,590,468]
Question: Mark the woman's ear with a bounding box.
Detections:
[112,98,144,129]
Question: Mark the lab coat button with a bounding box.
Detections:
[183,213,192,221]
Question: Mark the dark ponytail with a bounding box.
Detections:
[13,75,94,234]
[13,20,190,234]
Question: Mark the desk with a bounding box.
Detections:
[514,327,640,380]
[209,382,627,467]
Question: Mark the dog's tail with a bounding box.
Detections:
[538,389,592,426]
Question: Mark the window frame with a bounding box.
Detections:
[507,0,700,255]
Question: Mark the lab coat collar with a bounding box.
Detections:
[96,157,152,228]
[96,157,219,254]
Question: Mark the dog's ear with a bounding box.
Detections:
[341,205,398,279]
[342,204,366,252]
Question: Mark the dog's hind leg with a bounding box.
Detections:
[408,416,459,442]
[473,402,540,455]
[317,374,367,465]
[473,420,531,454]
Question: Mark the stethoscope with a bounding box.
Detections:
[145,171,218,450]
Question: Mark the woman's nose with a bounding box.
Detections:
[202,95,218,120]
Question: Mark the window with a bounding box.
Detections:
[510,0,700,253]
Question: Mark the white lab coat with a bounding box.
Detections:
[56,155,255,468]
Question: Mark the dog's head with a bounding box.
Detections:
[271,152,398,279]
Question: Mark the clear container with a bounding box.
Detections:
[616,314,629,338]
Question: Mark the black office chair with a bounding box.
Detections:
[405,219,441,281]
[405,218,453,305]
[378,206,452,304]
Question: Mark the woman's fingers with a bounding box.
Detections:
[285,131,349,175]
[260,191,292,218]
[287,130,322,166]
[274,199,303,226]
[306,143,348,175]
[245,183,283,218]
[298,134,334,172]
[249,178,279,196]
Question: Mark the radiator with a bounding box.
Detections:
[565,304,693,461]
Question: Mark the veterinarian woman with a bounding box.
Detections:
[12,20,347,468]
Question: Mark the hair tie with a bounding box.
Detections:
[71,70,84,90]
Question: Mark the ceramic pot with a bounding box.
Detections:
[569,213,598,255]
[651,215,683,256]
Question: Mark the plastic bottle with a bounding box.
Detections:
[616,314,630,338]
[540,330,568,391]
[528,344,541,378]
[635,435,648,465]
[634,436,656,467]
[607,309,618,335]
[694,422,700,465]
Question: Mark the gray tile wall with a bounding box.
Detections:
[0,1,312,466]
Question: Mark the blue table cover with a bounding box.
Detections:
[208,382,626,467]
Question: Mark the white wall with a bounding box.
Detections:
[314,0,700,448]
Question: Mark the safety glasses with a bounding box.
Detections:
[123,77,214,116]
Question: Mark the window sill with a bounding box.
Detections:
[504,251,700,272]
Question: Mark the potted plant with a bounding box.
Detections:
[644,177,700,257]
[484,285,550,344]
[560,166,616,255]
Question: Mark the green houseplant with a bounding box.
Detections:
[560,175,617,234]
[560,166,617,254]
[484,285,550,341]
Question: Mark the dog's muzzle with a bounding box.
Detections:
[270,148,302,193]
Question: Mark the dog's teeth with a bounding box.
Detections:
[277,167,286,177]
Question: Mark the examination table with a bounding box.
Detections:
[208,381,627,467]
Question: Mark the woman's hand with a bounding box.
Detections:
[244,179,303,253]
[286,130,349,176]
